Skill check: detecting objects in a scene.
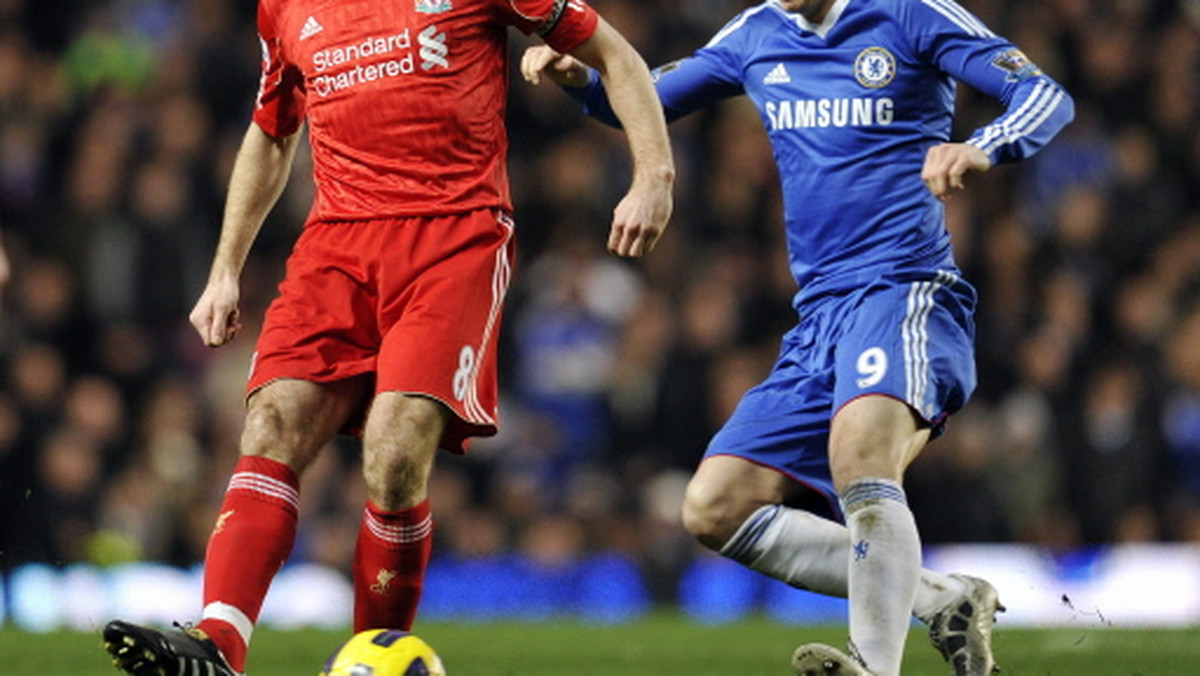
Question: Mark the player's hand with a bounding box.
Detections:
[189,274,243,347]
[922,143,992,201]
[520,46,590,88]
[608,173,673,258]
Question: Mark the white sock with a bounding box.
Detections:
[720,504,967,618]
[842,478,921,676]
[912,569,968,622]
[720,504,850,597]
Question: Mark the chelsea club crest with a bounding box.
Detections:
[854,47,896,88]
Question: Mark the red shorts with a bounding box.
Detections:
[247,209,515,452]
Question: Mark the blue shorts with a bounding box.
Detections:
[704,271,977,520]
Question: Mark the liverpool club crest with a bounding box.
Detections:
[416,0,452,14]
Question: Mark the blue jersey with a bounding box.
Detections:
[574,0,1073,308]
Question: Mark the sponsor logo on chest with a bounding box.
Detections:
[765,97,895,131]
[763,47,898,131]
[305,16,453,97]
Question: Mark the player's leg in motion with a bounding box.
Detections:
[683,430,1000,674]
[826,395,929,676]
[353,392,449,632]
[105,377,367,676]
[684,454,974,617]
[199,378,367,669]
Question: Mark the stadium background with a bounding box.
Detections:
[1,0,1199,632]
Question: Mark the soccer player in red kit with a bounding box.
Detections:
[102,0,674,673]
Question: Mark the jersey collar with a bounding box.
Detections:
[776,0,852,40]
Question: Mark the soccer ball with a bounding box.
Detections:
[318,629,446,676]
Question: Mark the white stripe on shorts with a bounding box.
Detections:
[902,271,958,418]
[460,212,514,426]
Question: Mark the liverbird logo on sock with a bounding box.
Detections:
[213,510,235,535]
[371,569,398,594]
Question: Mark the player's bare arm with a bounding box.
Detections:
[921,142,992,201]
[564,19,674,258]
[190,123,302,347]
[0,235,9,311]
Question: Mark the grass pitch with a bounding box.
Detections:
[4,613,1196,675]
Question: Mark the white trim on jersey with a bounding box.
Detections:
[776,0,851,40]
[255,35,270,110]
[920,0,995,38]
[971,81,1066,154]
[706,3,773,49]
[971,81,1051,150]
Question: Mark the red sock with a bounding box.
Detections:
[196,456,300,673]
[353,499,433,631]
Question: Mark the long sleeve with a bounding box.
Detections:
[907,0,1074,165]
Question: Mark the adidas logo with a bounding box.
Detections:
[763,63,791,85]
[300,15,323,41]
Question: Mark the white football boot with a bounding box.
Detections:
[927,574,1005,675]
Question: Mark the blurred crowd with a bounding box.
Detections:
[1,0,1198,604]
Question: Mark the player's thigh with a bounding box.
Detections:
[828,276,974,486]
[375,210,515,452]
[248,222,382,395]
[832,274,975,431]
[694,323,843,528]
[242,376,371,473]
[828,394,930,489]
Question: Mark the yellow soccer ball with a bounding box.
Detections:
[318,629,446,676]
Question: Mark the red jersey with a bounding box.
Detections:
[254,0,599,221]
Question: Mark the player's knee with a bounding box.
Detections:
[241,397,307,468]
[362,448,429,510]
[681,478,739,551]
[364,394,447,452]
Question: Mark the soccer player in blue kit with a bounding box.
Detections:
[523,0,1073,674]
